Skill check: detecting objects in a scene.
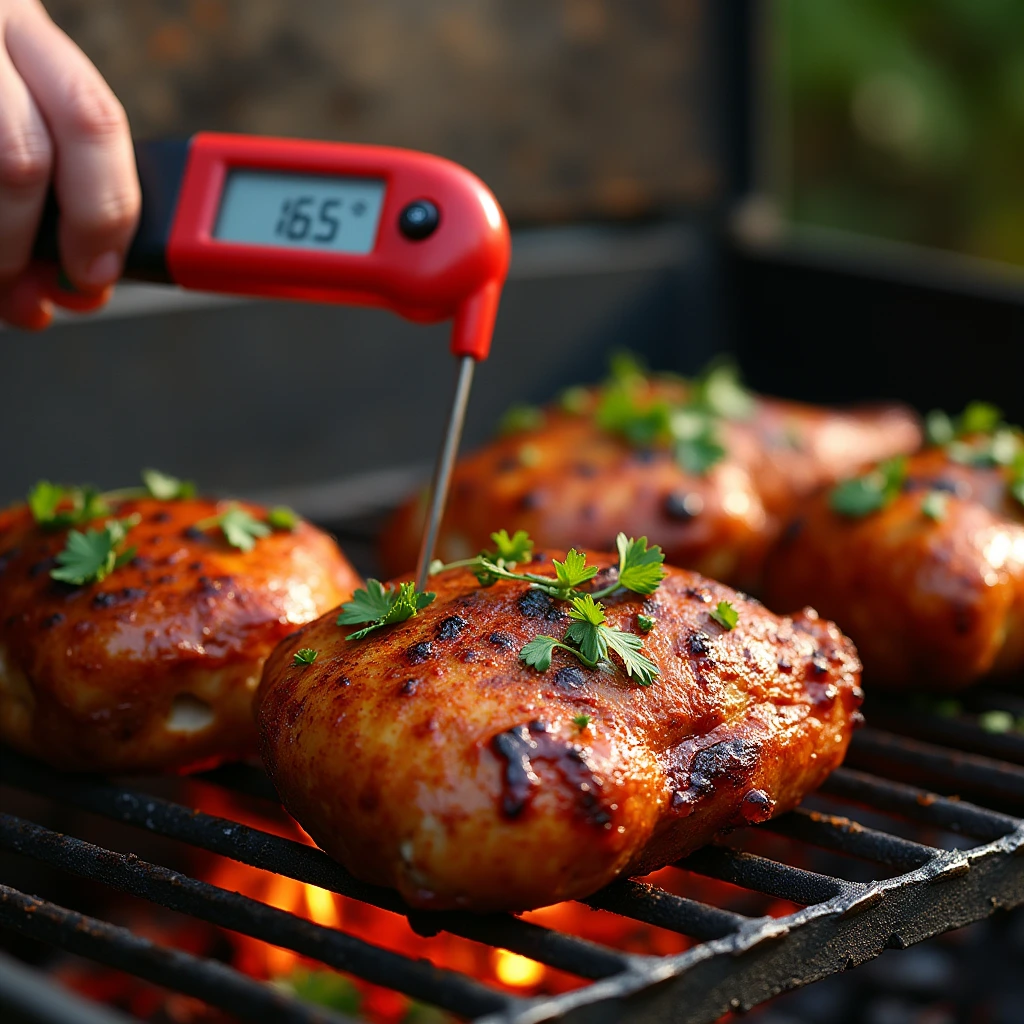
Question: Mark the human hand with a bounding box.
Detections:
[0,0,140,328]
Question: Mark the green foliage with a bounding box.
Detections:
[499,404,545,435]
[829,456,907,517]
[142,468,196,500]
[50,516,139,586]
[921,491,949,521]
[267,506,300,531]
[552,549,598,593]
[709,600,739,631]
[293,648,318,666]
[573,714,592,730]
[337,580,436,640]
[615,534,668,596]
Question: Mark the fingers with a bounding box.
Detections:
[0,40,52,290]
[0,270,52,331]
[6,2,139,293]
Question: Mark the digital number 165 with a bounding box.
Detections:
[274,196,340,243]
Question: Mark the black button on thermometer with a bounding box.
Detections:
[398,199,440,240]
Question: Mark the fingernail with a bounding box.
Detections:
[82,251,122,288]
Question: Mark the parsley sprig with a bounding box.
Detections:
[28,468,197,532]
[925,402,1024,512]
[50,515,140,586]
[337,580,437,640]
[593,356,751,476]
[829,457,907,518]
[433,530,667,686]
[521,592,660,686]
[293,648,319,666]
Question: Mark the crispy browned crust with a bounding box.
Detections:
[256,553,862,912]
[379,382,920,592]
[763,446,1024,689]
[0,498,361,773]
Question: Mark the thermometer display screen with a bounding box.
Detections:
[213,170,386,254]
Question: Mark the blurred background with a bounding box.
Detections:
[2,0,1022,508]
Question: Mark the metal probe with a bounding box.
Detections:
[416,354,476,590]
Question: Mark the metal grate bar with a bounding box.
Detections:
[0,814,513,1020]
[678,846,853,905]
[0,749,633,980]
[1,748,738,963]
[582,879,751,940]
[763,806,937,871]
[821,767,1020,842]
[848,729,1024,808]
[0,885,356,1024]
[866,708,1024,767]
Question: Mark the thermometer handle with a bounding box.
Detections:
[32,139,189,284]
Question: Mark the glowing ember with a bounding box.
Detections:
[492,949,545,988]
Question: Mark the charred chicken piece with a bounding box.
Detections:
[380,370,919,592]
[764,430,1024,690]
[257,550,862,912]
[0,495,360,772]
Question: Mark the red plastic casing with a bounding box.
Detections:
[166,132,511,360]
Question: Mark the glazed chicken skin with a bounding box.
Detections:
[257,553,863,912]
[0,497,360,773]
[764,443,1024,689]
[381,376,919,592]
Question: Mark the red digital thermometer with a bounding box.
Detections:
[33,132,513,586]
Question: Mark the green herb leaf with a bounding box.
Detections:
[921,491,949,522]
[615,534,667,596]
[829,457,907,517]
[27,482,111,530]
[498,404,545,435]
[220,506,271,551]
[293,648,318,666]
[924,410,955,447]
[596,388,670,447]
[572,714,591,730]
[50,516,139,586]
[709,600,739,631]
[565,594,609,664]
[520,635,560,672]
[608,350,647,385]
[267,506,300,531]
[690,360,755,420]
[336,580,436,641]
[553,549,598,592]
[559,386,590,415]
[637,613,655,632]
[194,504,271,552]
[27,481,66,525]
[142,468,196,501]
[603,627,659,685]
[669,409,726,475]
[959,401,1003,435]
[486,529,533,565]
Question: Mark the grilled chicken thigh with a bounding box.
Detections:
[0,497,360,772]
[764,441,1024,689]
[257,552,862,912]
[381,374,919,591]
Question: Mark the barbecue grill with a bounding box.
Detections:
[4,4,1024,1021]
[2,494,1024,1024]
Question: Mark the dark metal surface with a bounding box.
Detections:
[3,706,1024,1024]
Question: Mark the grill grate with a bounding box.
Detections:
[3,717,1024,1024]
[3,497,1024,1023]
